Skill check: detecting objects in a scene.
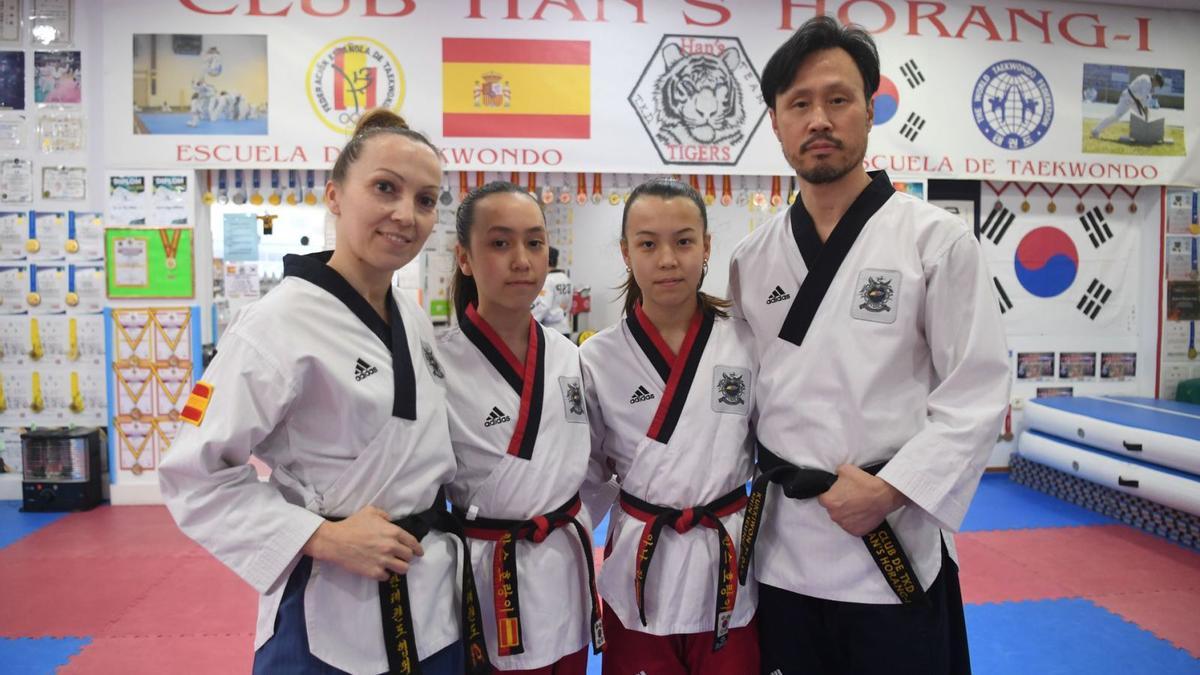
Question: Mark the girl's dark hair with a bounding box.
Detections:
[451,181,545,320]
[330,109,439,184]
[618,177,730,319]
[760,15,880,109]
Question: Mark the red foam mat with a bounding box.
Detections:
[959,525,1200,597]
[0,555,177,636]
[59,634,253,674]
[0,505,203,560]
[103,557,257,638]
[955,534,1075,604]
[1092,588,1200,659]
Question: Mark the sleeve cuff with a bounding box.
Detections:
[876,463,969,532]
[244,508,326,594]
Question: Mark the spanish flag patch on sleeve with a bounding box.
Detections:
[180,381,214,426]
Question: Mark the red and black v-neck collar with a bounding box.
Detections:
[626,302,716,444]
[460,304,546,460]
[283,251,417,420]
[779,170,895,347]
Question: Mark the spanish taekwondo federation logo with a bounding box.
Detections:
[307,36,405,134]
[971,60,1053,150]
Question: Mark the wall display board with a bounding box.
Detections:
[100,0,1199,186]
[1159,188,1200,398]
[105,306,201,491]
[104,227,194,299]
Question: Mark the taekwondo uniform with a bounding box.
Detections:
[1093,73,1158,137]
[439,304,602,672]
[532,269,573,335]
[160,252,487,675]
[580,303,758,673]
[729,171,1010,674]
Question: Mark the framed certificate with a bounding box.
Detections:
[41,165,84,200]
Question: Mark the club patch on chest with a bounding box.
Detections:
[558,376,587,424]
[710,365,750,415]
[851,268,901,324]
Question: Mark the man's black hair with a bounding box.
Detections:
[760,16,881,109]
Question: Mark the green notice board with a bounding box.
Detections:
[105,228,195,299]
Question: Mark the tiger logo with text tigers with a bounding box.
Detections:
[654,45,745,146]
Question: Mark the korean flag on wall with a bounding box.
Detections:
[980,184,1139,337]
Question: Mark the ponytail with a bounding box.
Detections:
[452,180,544,320]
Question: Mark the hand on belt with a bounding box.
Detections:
[328,491,491,675]
[455,494,605,658]
[738,443,927,605]
[619,485,747,651]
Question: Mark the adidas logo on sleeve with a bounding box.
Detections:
[354,358,378,381]
[629,385,656,404]
[484,406,512,427]
[766,285,791,304]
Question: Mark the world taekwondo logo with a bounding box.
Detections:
[971,60,1053,150]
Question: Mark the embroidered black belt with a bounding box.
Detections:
[328,492,490,675]
[738,443,926,605]
[618,485,747,651]
[453,493,605,658]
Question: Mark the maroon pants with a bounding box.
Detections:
[494,647,588,675]
[600,606,760,675]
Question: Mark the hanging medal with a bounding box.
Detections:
[201,170,215,205]
[217,169,229,204]
[769,175,783,208]
[1097,184,1119,214]
[1039,183,1063,214]
[231,169,247,205]
[159,229,182,270]
[1013,182,1036,213]
[1117,185,1140,213]
[558,172,572,205]
[704,175,716,206]
[576,172,588,205]
[788,175,798,205]
[268,170,281,205]
[984,181,1011,212]
[1067,184,1090,214]
[286,169,299,205]
[249,169,264,205]
[721,175,732,206]
[304,170,318,205]
[592,173,603,204]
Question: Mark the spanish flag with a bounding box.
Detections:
[442,38,590,139]
[179,381,214,427]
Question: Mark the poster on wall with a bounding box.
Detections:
[1100,352,1137,380]
[1058,352,1097,380]
[0,50,23,110]
[132,33,267,136]
[33,50,81,104]
[1016,352,1055,380]
[1082,64,1184,156]
[104,228,194,299]
[1167,281,1200,321]
[108,175,146,225]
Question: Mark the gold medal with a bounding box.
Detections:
[304,191,317,205]
[65,292,79,307]
[64,239,79,253]
[1021,201,1030,212]
[202,191,214,205]
[1105,203,1114,214]
[25,239,40,253]
[1047,202,1057,214]
[1129,203,1137,213]
[608,192,620,206]
[26,292,40,306]
[168,408,180,421]
[131,463,144,476]
[704,193,715,206]
[129,355,141,368]
[130,407,142,420]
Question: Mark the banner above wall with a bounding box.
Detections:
[103,0,1199,185]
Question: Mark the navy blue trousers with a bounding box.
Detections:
[253,556,464,675]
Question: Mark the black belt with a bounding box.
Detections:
[1127,86,1147,117]
[329,492,490,675]
[453,493,605,658]
[619,485,747,651]
[738,443,926,604]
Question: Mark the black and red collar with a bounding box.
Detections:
[625,303,715,444]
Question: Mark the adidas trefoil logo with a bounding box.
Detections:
[484,406,512,427]
[629,385,656,404]
[766,285,791,304]
[354,358,378,382]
